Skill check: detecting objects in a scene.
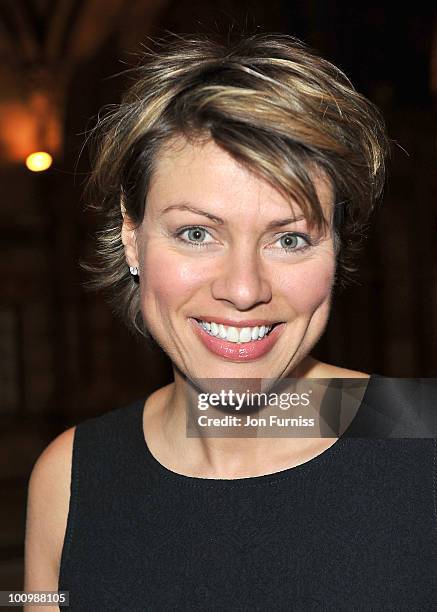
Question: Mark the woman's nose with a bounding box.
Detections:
[210,245,272,310]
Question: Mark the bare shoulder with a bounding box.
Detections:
[327,365,370,379]
[24,426,76,603]
[306,357,370,379]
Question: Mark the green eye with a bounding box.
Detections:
[186,227,207,242]
[174,227,313,254]
[275,233,311,253]
[175,226,214,249]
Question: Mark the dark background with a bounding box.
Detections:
[0,0,436,591]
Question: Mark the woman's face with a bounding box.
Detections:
[123,136,337,380]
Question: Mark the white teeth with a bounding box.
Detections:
[227,327,239,342]
[239,327,252,343]
[218,324,227,339]
[196,319,274,343]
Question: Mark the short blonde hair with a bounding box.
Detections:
[83,31,390,338]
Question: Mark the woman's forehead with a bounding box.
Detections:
[147,135,334,222]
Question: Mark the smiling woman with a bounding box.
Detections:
[123,135,337,372]
[23,31,437,611]
[86,32,388,342]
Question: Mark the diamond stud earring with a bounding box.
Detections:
[129,266,139,276]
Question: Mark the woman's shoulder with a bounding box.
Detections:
[26,425,76,526]
[25,395,146,587]
[303,356,371,379]
[25,426,76,590]
[325,365,370,379]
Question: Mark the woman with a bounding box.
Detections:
[24,32,436,610]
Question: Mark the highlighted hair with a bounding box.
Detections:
[83,31,390,338]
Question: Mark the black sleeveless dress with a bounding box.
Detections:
[58,376,437,610]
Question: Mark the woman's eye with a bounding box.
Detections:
[174,227,312,254]
[272,233,312,253]
[175,226,214,247]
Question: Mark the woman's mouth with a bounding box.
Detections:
[188,317,286,361]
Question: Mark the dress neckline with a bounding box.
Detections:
[135,375,378,487]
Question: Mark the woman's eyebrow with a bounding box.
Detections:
[159,202,305,228]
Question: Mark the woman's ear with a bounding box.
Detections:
[120,199,139,268]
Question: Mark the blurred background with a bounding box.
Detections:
[0,0,436,593]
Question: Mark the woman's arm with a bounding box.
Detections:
[23,426,76,612]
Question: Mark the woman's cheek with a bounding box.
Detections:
[140,246,207,303]
[279,257,336,313]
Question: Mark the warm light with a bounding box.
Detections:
[25,151,53,172]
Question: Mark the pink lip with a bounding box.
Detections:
[188,318,286,361]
